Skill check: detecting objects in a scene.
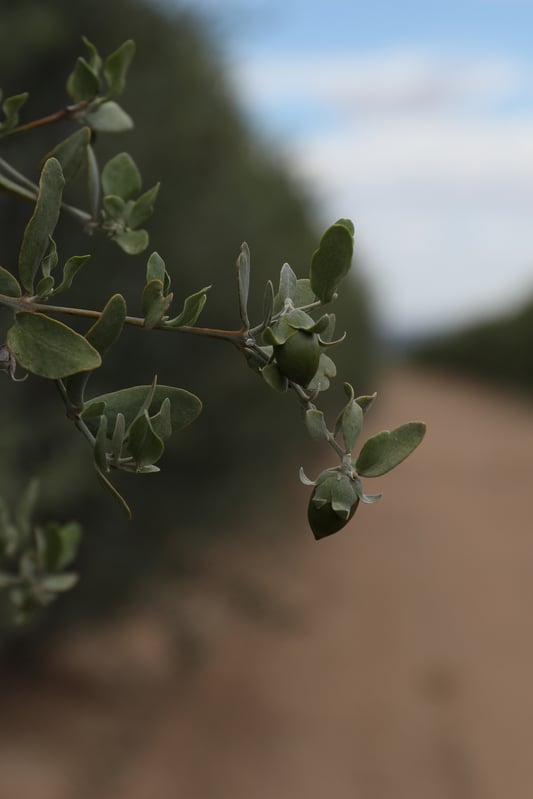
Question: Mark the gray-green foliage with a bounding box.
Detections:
[0,480,81,624]
[0,25,425,623]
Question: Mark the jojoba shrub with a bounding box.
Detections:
[0,29,425,624]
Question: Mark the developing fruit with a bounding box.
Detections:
[274,329,321,386]
[307,469,359,540]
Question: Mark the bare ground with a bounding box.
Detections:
[2,367,533,799]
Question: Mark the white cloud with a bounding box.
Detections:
[230,48,533,333]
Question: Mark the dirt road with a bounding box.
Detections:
[2,367,533,799]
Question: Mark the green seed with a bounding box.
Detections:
[274,330,320,386]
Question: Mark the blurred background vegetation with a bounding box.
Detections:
[414,297,533,393]
[0,0,375,644]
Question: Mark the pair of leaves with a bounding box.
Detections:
[83,383,202,439]
[140,251,210,329]
[0,482,81,623]
[66,38,134,134]
[273,262,316,315]
[64,293,128,408]
[83,381,202,517]
[67,38,134,103]
[7,272,124,385]
[101,153,159,254]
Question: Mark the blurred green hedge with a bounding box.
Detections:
[414,297,533,392]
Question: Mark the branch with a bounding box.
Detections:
[2,100,92,138]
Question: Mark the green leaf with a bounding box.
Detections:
[114,229,149,255]
[341,401,363,452]
[273,262,297,313]
[7,313,101,379]
[44,521,82,571]
[142,279,173,330]
[86,144,100,218]
[101,152,141,200]
[260,362,288,392]
[83,385,202,433]
[0,266,21,297]
[94,415,109,471]
[307,352,336,393]
[85,101,133,133]
[356,422,427,477]
[262,280,274,329]
[318,313,336,343]
[43,128,91,184]
[310,220,354,304]
[85,293,127,356]
[35,275,55,299]
[127,410,164,467]
[81,401,106,419]
[128,183,160,229]
[353,477,382,505]
[262,324,286,347]
[66,57,100,102]
[285,308,317,332]
[1,92,29,132]
[164,286,210,327]
[236,242,250,328]
[356,393,377,414]
[330,475,358,518]
[82,37,102,73]
[111,412,126,463]
[41,237,58,278]
[335,218,355,236]
[132,377,158,423]
[146,252,166,284]
[150,397,172,440]
[103,195,127,221]
[335,385,364,453]
[54,255,90,295]
[304,408,329,441]
[294,278,316,308]
[104,40,135,100]
[18,158,65,293]
[39,573,78,593]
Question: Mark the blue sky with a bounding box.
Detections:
[169,0,533,335]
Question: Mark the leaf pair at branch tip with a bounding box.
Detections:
[101,153,159,254]
[66,37,135,105]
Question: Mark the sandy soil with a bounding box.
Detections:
[2,367,533,799]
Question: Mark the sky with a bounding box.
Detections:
[168,0,533,336]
